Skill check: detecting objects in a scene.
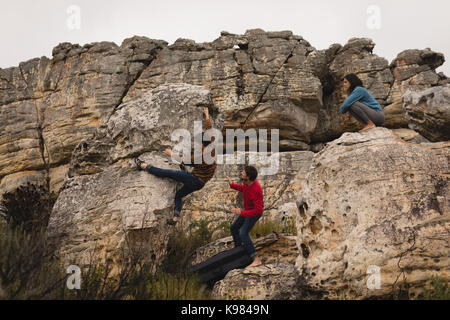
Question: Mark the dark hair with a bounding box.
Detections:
[244,166,258,181]
[344,73,364,94]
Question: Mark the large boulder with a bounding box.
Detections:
[192,233,301,300]
[383,48,445,129]
[212,263,302,300]
[42,37,167,168]
[124,29,324,147]
[387,48,445,104]
[296,127,449,299]
[403,85,450,141]
[46,83,215,268]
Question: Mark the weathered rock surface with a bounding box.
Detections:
[123,32,448,147]
[296,127,449,299]
[1,31,448,208]
[0,36,167,195]
[212,263,302,300]
[1,30,449,300]
[124,29,324,146]
[388,48,445,104]
[391,128,429,144]
[46,83,215,267]
[383,48,446,129]
[403,85,450,141]
[192,233,301,300]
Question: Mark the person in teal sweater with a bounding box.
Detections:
[340,73,385,132]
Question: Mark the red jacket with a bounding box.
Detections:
[230,179,264,217]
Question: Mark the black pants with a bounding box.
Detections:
[348,101,385,126]
[146,166,204,216]
[230,214,262,258]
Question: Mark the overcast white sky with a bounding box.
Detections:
[1,0,449,75]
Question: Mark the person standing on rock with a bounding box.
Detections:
[226,166,264,269]
[134,107,216,225]
[340,73,385,132]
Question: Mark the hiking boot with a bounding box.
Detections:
[134,158,145,171]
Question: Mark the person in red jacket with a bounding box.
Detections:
[226,166,264,268]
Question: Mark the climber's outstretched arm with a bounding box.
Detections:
[227,176,244,191]
[164,106,213,167]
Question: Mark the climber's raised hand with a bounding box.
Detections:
[203,106,210,119]
[226,176,232,186]
[164,148,172,157]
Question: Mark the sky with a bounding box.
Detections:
[1,0,449,75]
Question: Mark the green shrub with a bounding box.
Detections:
[249,216,297,238]
[0,223,66,300]
[163,218,222,273]
[1,183,56,233]
[0,216,212,300]
[423,276,449,300]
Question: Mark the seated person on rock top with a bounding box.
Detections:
[226,166,264,269]
[339,73,385,132]
[134,107,216,225]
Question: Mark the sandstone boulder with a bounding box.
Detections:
[46,83,215,268]
[212,263,301,300]
[403,85,450,141]
[296,127,449,299]
[0,36,167,195]
[192,233,301,300]
[383,48,445,128]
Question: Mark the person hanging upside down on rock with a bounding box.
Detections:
[134,107,216,225]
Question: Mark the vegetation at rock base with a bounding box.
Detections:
[0,206,297,300]
[422,276,449,300]
[0,184,213,300]
[0,223,64,299]
[250,216,297,237]
[0,218,213,300]
[1,182,56,233]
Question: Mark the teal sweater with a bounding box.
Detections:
[339,86,382,114]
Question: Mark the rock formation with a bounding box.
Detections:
[192,233,301,300]
[295,127,449,299]
[1,30,447,199]
[46,83,215,268]
[1,29,449,299]
[403,85,450,141]
[1,36,167,196]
